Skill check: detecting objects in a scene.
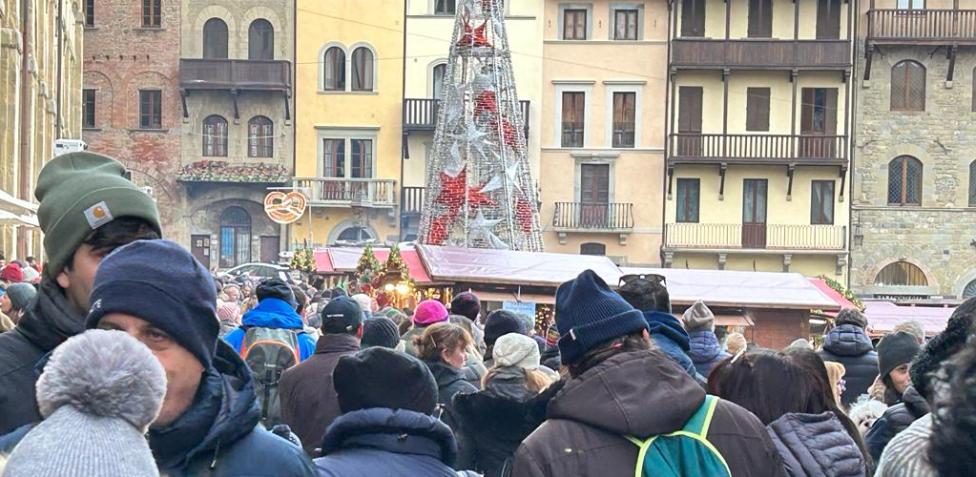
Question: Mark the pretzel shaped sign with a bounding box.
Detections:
[264,191,308,224]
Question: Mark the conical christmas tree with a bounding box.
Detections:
[418,0,544,252]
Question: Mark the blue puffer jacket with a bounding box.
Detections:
[767,412,866,477]
[818,324,879,406]
[314,408,460,477]
[688,330,731,379]
[148,341,315,476]
[643,311,705,383]
[224,298,317,361]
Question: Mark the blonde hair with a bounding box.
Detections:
[726,332,747,355]
[825,361,846,407]
[414,323,473,363]
[482,366,555,394]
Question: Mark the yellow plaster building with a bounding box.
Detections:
[663,0,853,278]
[291,0,405,247]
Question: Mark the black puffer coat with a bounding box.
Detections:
[819,324,879,406]
[767,412,866,477]
[453,369,542,476]
[865,385,929,462]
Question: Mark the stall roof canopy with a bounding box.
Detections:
[808,278,860,316]
[417,245,621,287]
[864,301,955,336]
[314,247,433,284]
[620,267,839,311]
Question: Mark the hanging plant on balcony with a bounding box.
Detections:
[176,160,290,183]
[818,275,864,311]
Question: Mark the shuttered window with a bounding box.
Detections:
[612,92,636,148]
[746,88,770,131]
[561,92,585,147]
[810,181,834,225]
[748,0,772,38]
[676,179,700,223]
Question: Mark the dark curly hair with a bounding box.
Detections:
[910,297,976,399]
[928,335,976,476]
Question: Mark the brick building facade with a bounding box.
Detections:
[81,0,185,241]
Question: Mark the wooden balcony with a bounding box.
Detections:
[180,59,292,91]
[402,186,426,214]
[403,98,531,139]
[665,223,847,251]
[293,177,397,208]
[552,202,635,231]
[670,39,851,70]
[867,9,976,44]
[668,134,848,165]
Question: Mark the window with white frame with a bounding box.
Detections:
[611,4,643,40]
[321,44,377,93]
[318,132,377,179]
[554,83,592,148]
[558,4,593,40]
[605,83,642,148]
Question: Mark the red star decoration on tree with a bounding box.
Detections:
[428,214,452,245]
[434,167,467,208]
[515,194,534,232]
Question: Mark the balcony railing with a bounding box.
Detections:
[552,202,635,231]
[867,9,976,43]
[402,186,426,214]
[671,39,851,69]
[293,177,397,208]
[665,223,847,250]
[668,134,848,164]
[180,59,292,91]
[403,98,530,138]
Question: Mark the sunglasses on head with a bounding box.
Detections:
[618,273,667,288]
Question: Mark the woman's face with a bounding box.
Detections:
[442,344,467,369]
[889,363,912,395]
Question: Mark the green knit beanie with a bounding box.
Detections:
[34,152,162,279]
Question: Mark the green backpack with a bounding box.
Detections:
[625,395,732,477]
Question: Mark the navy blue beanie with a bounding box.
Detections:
[484,309,526,348]
[556,270,647,365]
[86,239,219,369]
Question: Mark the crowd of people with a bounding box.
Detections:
[0,151,974,477]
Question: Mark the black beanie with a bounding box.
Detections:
[555,270,647,365]
[877,331,922,380]
[334,347,437,415]
[86,240,219,369]
[256,279,297,309]
[910,298,976,398]
[450,292,481,322]
[484,310,526,348]
[361,317,400,349]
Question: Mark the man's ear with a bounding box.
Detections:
[56,270,71,290]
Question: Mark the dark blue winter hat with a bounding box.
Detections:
[86,239,219,369]
[555,270,647,365]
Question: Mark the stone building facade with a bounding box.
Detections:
[852,26,976,299]
[179,0,294,270]
[82,0,184,242]
[0,0,84,260]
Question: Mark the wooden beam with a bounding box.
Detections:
[719,164,727,200]
[179,89,189,118]
[947,45,958,82]
[786,164,795,199]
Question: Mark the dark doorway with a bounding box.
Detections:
[580,164,610,227]
[260,236,280,264]
[816,0,841,39]
[742,179,768,248]
[799,88,838,159]
[681,0,706,37]
[677,86,703,156]
[191,235,211,270]
[219,207,251,268]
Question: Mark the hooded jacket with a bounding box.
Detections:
[766,412,866,477]
[425,360,478,434]
[314,408,460,477]
[688,330,731,379]
[643,311,703,382]
[148,340,315,476]
[0,280,83,435]
[865,385,929,462]
[819,324,879,406]
[512,350,786,477]
[279,333,361,456]
[453,368,544,476]
[223,297,317,361]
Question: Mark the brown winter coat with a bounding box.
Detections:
[279,333,360,456]
[511,350,787,477]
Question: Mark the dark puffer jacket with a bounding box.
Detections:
[512,350,786,477]
[767,412,866,477]
[454,369,543,476]
[0,280,84,435]
[865,385,930,462]
[819,324,879,406]
[426,360,479,433]
[688,330,731,379]
[314,408,460,477]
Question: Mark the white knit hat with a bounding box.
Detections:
[493,333,540,369]
[4,329,166,477]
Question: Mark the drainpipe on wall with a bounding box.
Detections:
[660,0,674,267]
[17,0,34,259]
[847,0,859,289]
[56,0,64,140]
[398,0,408,243]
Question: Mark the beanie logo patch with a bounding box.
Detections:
[84,201,114,230]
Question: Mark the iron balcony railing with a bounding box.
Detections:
[665,223,847,250]
[552,202,635,231]
[293,177,397,208]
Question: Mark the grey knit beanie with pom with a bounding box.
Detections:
[3,329,166,477]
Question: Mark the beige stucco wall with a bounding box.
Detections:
[683,0,850,40]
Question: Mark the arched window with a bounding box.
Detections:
[323,47,346,91]
[888,156,922,205]
[875,261,928,286]
[890,60,925,111]
[351,47,374,92]
[336,226,375,244]
[580,243,607,256]
[202,115,228,157]
[248,116,273,158]
[203,18,228,59]
[220,207,251,268]
[964,279,976,298]
[969,160,976,206]
[432,63,447,99]
[248,19,274,60]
